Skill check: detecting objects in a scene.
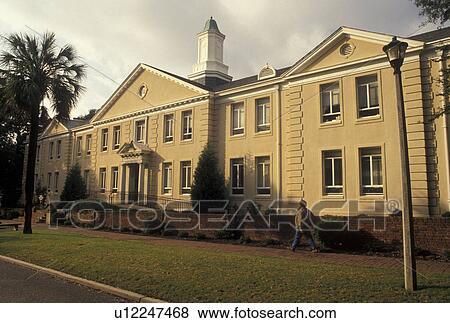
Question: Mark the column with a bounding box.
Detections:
[125,164,131,204]
[137,163,145,204]
[121,165,127,204]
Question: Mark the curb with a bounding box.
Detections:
[0,254,165,303]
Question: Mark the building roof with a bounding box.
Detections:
[203,17,220,33]
[409,25,450,42]
[58,118,90,129]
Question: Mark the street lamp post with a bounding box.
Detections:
[383,36,417,291]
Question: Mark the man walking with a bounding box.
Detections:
[291,199,319,253]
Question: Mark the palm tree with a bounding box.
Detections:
[0,32,86,233]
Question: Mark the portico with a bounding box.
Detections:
[117,141,152,204]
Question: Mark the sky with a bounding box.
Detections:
[0,0,444,117]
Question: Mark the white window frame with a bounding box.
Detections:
[360,147,383,195]
[56,140,62,159]
[76,136,82,157]
[181,110,193,141]
[113,126,121,149]
[180,161,192,194]
[357,75,380,118]
[135,119,146,143]
[47,172,52,191]
[54,171,59,192]
[231,103,245,136]
[320,83,341,123]
[256,156,271,195]
[256,97,271,132]
[99,168,106,192]
[86,135,92,156]
[323,150,343,195]
[101,129,108,152]
[49,142,54,160]
[231,158,244,195]
[111,167,119,192]
[164,114,174,143]
[162,162,173,195]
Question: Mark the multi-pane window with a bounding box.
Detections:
[357,75,379,118]
[54,171,59,192]
[101,129,108,151]
[182,110,193,140]
[47,172,52,191]
[162,162,173,195]
[256,156,271,195]
[164,114,174,143]
[86,135,92,156]
[49,142,54,159]
[111,167,119,192]
[56,140,62,159]
[76,136,82,157]
[231,103,245,135]
[113,126,121,149]
[321,83,341,123]
[323,150,343,195]
[360,147,383,195]
[99,168,106,193]
[256,97,271,132]
[180,161,192,194]
[231,158,244,195]
[135,120,146,143]
[37,145,40,162]
[84,170,90,191]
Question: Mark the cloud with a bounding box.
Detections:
[0,0,441,117]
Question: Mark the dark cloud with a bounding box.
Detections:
[0,0,440,116]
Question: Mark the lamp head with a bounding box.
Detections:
[383,36,408,72]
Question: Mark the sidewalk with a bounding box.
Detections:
[48,224,450,275]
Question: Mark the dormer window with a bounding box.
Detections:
[258,63,276,80]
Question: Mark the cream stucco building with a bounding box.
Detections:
[24,19,450,217]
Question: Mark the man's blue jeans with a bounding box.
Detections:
[291,229,316,250]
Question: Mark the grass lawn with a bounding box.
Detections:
[0,229,449,302]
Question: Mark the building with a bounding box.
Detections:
[24,18,450,217]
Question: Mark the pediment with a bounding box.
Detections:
[92,64,209,123]
[117,141,152,157]
[283,27,424,77]
[40,119,69,138]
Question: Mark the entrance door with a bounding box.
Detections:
[128,164,139,202]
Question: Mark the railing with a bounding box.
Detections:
[92,191,193,212]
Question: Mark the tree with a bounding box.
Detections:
[0,32,86,233]
[191,143,226,201]
[413,0,450,25]
[60,164,87,201]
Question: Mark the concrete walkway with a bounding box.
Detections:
[0,259,125,302]
[51,224,450,275]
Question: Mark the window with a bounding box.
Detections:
[323,150,343,195]
[86,135,92,156]
[180,161,192,194]
[256,156,270,195]
[231,158,244,195]
[99,168,106,193]
[84,170,90,191]
[113,126,121,149]
[54,172,59,192]
[37,145,40,162]
[360,147,383,195]
[56,140,62,159]
[357,75,379,118]
[321,82,341,123]
[111,167,119,192]
[256,97,271,132]
[135,120,146,143]
[49,142,54,159]
[182,110,193,140]
[101,129,108,151]
[231,103,245,135]
[164,114,174,143]
[47,172,52,191]
[162,162,173,194]
[76,136,82,157]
